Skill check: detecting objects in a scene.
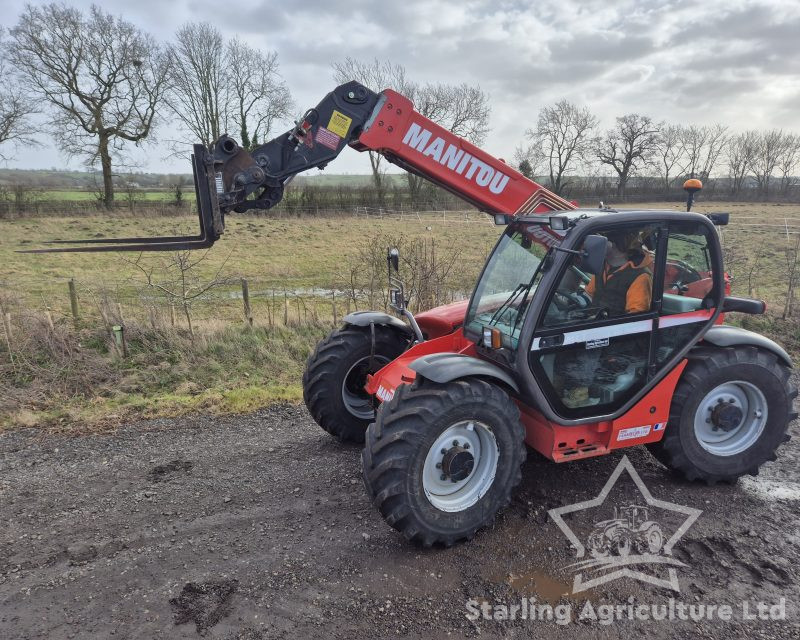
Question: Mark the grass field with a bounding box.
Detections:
[26,190,190,202]
[0,173,408,202]
[3,211,499,315]
[4,200,800,307]
[2,201,799,431]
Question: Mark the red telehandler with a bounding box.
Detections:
[33,81,796,546]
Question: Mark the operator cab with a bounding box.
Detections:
[464,208,724,423]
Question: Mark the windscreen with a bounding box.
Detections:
[464,222,559,349]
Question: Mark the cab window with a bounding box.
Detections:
[533,223,660,417]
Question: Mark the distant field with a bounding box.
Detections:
[4,201,799,307]
[6,189,194,202]
[0,173,408,201]
[4,201,800,309]
[2,211,499,324]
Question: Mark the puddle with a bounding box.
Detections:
[506,570,572,604]
[483,566,574,605]
[739,476,800,501]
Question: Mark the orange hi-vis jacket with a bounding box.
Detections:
[586,251,654,315]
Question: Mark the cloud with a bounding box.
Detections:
[2,0,798,174]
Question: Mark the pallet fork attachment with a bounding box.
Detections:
[19,145,224,253]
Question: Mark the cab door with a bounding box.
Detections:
[530,222,660,420]
[528,219,721,421]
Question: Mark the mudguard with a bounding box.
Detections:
[343,311,414,336]
[409,353,520,393]
[702,325,792,367]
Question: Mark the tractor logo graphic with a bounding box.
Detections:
[549,456,702,592]
[587,504,664,558]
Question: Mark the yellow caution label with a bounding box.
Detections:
[327,110,352,138]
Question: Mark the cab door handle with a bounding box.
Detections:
[538,334,564,349]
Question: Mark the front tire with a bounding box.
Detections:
[647,346,796,483]
[362,378,526,547]
[303,325,408,443]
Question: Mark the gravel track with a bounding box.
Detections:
[1,404,798,639]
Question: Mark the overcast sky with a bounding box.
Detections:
[2,0,799,175]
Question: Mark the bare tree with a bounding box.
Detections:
[653,123,685,190]
[681,124,728,181]
[777,132,799,195]
[332,57,412,206]
[167,22,228,148]
[752,129,784,197]
[783,233,800,319]
[596,114,659,196]
[526,100,598,195]
[404,82,491,202]
[0,28,37,160]
[127,250,233,338]
[8,4,171,208]
[168,24,294,153]
[513,143,544,179]
[226,39,294,149]
[681,125,708,179]
[726,130,757,195]
[699,124,728,181]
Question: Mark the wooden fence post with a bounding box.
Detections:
[269,290,275,328]
[241,278,253,326]
[284,291,289,325]
[1,312,12,361]
[331,290,337,325]
[68,279,79,326]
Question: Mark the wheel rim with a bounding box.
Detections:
[693,381,768,456]
[341,355,391,420]
[648,528,663,554]
[422,420,499,513]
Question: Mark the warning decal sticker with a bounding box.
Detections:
[327,110,352,138]
[617,425,652,441]
[315,126,341,150]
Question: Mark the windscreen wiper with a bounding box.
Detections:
[488,283,529,326]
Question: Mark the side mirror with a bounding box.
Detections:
[581,234,607,275]
[387,247,399,272]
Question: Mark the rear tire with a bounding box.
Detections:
[303,325,408,443]
[362,378,526,547]
[647,346,796,484]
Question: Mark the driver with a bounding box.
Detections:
[585,230,653,316]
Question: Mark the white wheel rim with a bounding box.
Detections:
[422,420,499,513]
[693,381,768,456]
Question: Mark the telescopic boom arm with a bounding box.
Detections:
[26,81,575,253]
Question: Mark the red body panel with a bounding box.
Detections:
[356,90,576,216]
[365,330,474,401]
[366,324,689,462]
[415,300,470,339]
[522,360,687,463]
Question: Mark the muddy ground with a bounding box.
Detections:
[1,404,798,639]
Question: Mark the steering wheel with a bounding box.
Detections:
[553,289,590,312]
[669,261,702,294]
[565,306,609,322]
